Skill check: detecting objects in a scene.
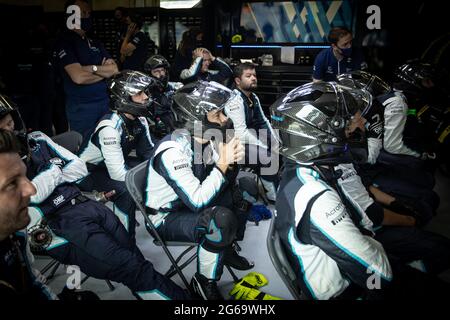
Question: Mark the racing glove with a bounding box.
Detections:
[230,272,273,300]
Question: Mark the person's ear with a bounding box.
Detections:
[235,77,241,86]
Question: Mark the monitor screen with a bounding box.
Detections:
[239,1,356,43]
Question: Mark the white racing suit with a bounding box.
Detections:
[359,93,439,224]
[78,112,155,242]
[145,131,247,281]
[275,162,392,299]
[224,89,280,201]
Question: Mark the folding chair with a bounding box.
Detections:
[34,252,115,291]
[125,161,239,295]
[266,211,304,300]
[241,167,270,205]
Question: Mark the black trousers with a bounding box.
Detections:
[47,199,189,300]
[335,226,450,300]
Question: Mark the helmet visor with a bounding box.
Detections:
[174,81,235,121]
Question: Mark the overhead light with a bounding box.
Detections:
[160,0,201,9]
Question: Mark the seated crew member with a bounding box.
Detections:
[0,129,56,300]
[144,81,254,300]
[78,70,157,243]
[180,47,232,86]
[0,97,189,300]
[337,71,439,223]
[144,54,183,135]
[339,70,435,163]
[224,63,280,202]
[271,82,450,300]
[393,60,450,175]
[312,27,367,82]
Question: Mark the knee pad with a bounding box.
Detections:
[202,206,238,250]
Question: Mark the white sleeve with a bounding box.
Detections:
[367,137,383,164]
[157,147,226,212]
[336,164,375,213]
[169,82,184,90]
[98,126,128,181]
[30,164,63,205]
[383,96,420,157]
[224,93,265,147]
[29,131,89,203]
[180,57,202,80]
[34,132,88,183]
[309,191,392,285]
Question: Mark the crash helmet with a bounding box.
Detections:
[144,55,171,88]
[0,94,29,160]
[172,80,236,138]
[109,70,159,118]
[270,82,370,165]
[337,70,391,97]
[394,60,438,90]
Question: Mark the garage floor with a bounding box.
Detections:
[34,168,450,300]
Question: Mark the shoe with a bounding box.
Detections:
[223,244,255,270]
[191,273,224,300]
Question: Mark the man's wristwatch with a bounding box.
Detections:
[92,65,98,74]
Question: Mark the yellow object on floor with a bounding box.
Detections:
[229,272,282,300]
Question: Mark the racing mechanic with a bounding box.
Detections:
[224,62,280,202]
[0,96,189,300]
[144,54,183,135]
[180,47,232,86]
[144,81,255,300]
[271,82,450,299]
[337,71,439,224]
[78,70,157,243]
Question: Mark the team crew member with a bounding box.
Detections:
[312,27,367,82]
[0,96,189,300]
[272,82,450,299]
[224,63,279,201]
[180,47,232,85]
[337,71,439,223]
[54,0,118,137]
[120,14,154,72]
[0,129,55,300]
[144,55,183,134]
[78,71,157,243]
[144,81,254,300]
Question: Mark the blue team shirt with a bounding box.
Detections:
[122,31,153,72]
[54,31,111,103]
[312,47,367,81]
